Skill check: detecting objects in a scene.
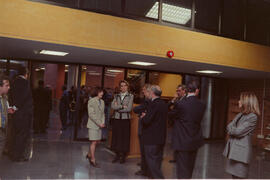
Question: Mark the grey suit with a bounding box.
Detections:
[223,112,258,178]
[87,97,105,141]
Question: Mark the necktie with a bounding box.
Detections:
[0,97,6,128]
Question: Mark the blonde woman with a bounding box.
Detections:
[86,87,105,168]
[223,92,260,179]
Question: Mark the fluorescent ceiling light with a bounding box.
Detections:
[88,72,101,76]
[40,50,69,56]
[128,61,156,66]
[146,2,191,25]
[107,69,123,73]
[105,73,116,77]
[196,70,222,74]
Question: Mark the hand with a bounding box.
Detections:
[123,105,127,109]
[140,112,146,118]
[100,124,105,128]
[8,108,15,114]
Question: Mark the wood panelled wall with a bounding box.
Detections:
[227,79,270,149]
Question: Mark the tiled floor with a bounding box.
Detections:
[1,140,270,179]
[1,112,270,179]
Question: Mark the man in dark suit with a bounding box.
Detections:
[9,66,33,162]
[169,81,205,179]
[168,84,187,163]
[141,85,168,179]
[33,80,51,133]
[133,84,151,177]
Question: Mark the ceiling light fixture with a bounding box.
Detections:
[196,70,222,74]
[107,69,123,73]
[128,61,156,66]
[40,50,69,56]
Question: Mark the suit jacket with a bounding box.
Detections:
[169,95,205,151]
[87,97,105,130]
[223,112,257,164]
[111,92,134,120]
[141,98,168,145]
[9,76,33,116]
[133,98,151,135]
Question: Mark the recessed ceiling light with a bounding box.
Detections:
[107,69,123,73]
[40,50,69,56]
[40,67,45,70]
[196,70,222,74]
[128,61,156,66]
[65,65,69,67]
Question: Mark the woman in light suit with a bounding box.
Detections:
[223,92,260,179]
[86,87,105,168]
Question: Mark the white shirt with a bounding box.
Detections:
[120,92,128,101]
[187,93,196,97]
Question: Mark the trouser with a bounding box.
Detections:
[144,144,164,179]
[59,108,67,127]
[176,150,198,179]
[11,113,32,160]
[139,135,148,174]
[0,128,6,155]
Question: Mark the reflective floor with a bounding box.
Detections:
[1,140,270,179]
[1,112,270,179]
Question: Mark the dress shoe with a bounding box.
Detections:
[169,159,176,163]
[119,157,125,164]
[112,156,119,163]
[2,150,9,156]
[90,160,100,168]
[135,170,147,176]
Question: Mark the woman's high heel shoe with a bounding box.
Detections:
[90,160,100,168]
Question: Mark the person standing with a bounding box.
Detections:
[9,67,33,162]
[133,84,151,177]
[0,75,14,156]
[169,81,205,179]
[59,85,68,130]
[168,84,187,163]
[141,85,168,179]
[33,80,50,133]
[86,87,105,168]
[111,80,134,164]
[223,92,260,179]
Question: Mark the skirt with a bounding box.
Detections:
[88,128,102,141]
[225,158,249,178]
[111,119,130,153]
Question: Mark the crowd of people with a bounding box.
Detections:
[0,67,261,179]
[85,80,260,179]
